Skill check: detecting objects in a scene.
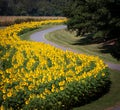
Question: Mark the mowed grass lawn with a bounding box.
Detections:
[19,25,120,109]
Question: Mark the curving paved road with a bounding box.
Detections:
[30,25,120,71]
[30,25,79,53]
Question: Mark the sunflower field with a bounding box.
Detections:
[0,19,110,110]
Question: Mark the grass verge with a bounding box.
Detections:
[45,29,120,64]
[19,24,60,41]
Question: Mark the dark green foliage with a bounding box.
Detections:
[0,45,16,71]
[0,0,69,16]
[64,0,120,60]
[3,90,27,109]
[47,58,52,68]
[65,0,120,37]
[0,91,3,105]
[31,56,40,71]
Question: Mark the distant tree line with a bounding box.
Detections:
[0,0,69,16]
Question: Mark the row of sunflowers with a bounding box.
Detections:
[0,19,110,109]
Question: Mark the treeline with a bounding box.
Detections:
[0,0,69,16]
[64,0,120,38]
[64,0,120,60]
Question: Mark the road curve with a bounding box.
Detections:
[31,25,67,43]
[30,25,79,53]
[30,25,120,71]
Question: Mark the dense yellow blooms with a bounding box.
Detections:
[0,19,108,108]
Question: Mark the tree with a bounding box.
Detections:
[64,0,120,39]
[0,0,8,15]
[64,0,120,60]
[0,0,68,16]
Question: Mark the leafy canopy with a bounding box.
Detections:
[64,0,120,40]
